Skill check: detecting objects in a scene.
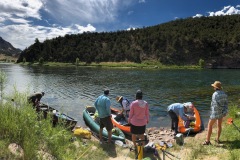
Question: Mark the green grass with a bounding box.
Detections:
[18,61,202,69]
[0,90,118,160]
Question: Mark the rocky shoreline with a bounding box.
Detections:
[146,127,175,144]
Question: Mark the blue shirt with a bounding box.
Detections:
[167,103,188,121]
[94,94,111,118]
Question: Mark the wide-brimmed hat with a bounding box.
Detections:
[211,81,222,89]
[116,96,122,102]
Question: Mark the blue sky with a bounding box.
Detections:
[0,0,240,50]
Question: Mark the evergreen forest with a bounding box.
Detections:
[17,15,240,68]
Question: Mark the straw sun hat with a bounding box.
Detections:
[211,81,222,89]
[116,96,123,102]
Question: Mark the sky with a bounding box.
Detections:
[0,0,240,50]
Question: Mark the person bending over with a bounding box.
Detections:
[167,102,195,135]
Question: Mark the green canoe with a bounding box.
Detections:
[83,106,125,143]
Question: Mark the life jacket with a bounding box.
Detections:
[122,98,130,115]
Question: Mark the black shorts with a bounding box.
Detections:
[130,124,146,134]
[100,116,113,131]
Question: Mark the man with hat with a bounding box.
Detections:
[167,102,195,135]
[203,81,228,145]
[116,96,131,121]
[94,88,113,144]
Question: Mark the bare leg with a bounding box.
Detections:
[139,134,145,146]
[206,119,216,142]
[99,128,103,142]
[216,118,223,141]
[108,130,112,144]
[132,134,137,147]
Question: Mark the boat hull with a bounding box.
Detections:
[178,105,202,134]
[83,106,125,143]
[36,103,77,130]
[111,108,131,135]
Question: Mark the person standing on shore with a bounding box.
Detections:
[203,81,228,145]
[94,88,113,144]
[128,90,149,148]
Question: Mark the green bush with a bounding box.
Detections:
[198,58,205,68]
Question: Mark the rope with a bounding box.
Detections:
[77,144,94,160]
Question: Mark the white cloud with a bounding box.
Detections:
[0,23,96,49]
[128,11,134,15]
[42,0,134,25]
[0,0,136,49]
[126,27,136,31]
[0,17,5,23]
[75,24,96,33]
[0,0,43,19]
[139,0,146,3]
[193,5,240,18]
[208,5,240,16]
[192,14,203,18]
[9,17,30,24]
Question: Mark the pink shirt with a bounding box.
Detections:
[128,100,149,126]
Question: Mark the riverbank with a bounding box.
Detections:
[1,98,239,159]
[109,110,240,160]
[18,61,202,69]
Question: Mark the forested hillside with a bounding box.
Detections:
[17,15,240,68]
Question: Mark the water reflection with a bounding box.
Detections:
[1,63,240,128]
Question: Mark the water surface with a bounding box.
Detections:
[1,63,240,128]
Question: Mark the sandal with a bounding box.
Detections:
[202,141,211,145]
[215,139,221,144]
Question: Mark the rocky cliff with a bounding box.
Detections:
[0,37,21,57]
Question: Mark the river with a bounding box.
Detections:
[1,63,240,129]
